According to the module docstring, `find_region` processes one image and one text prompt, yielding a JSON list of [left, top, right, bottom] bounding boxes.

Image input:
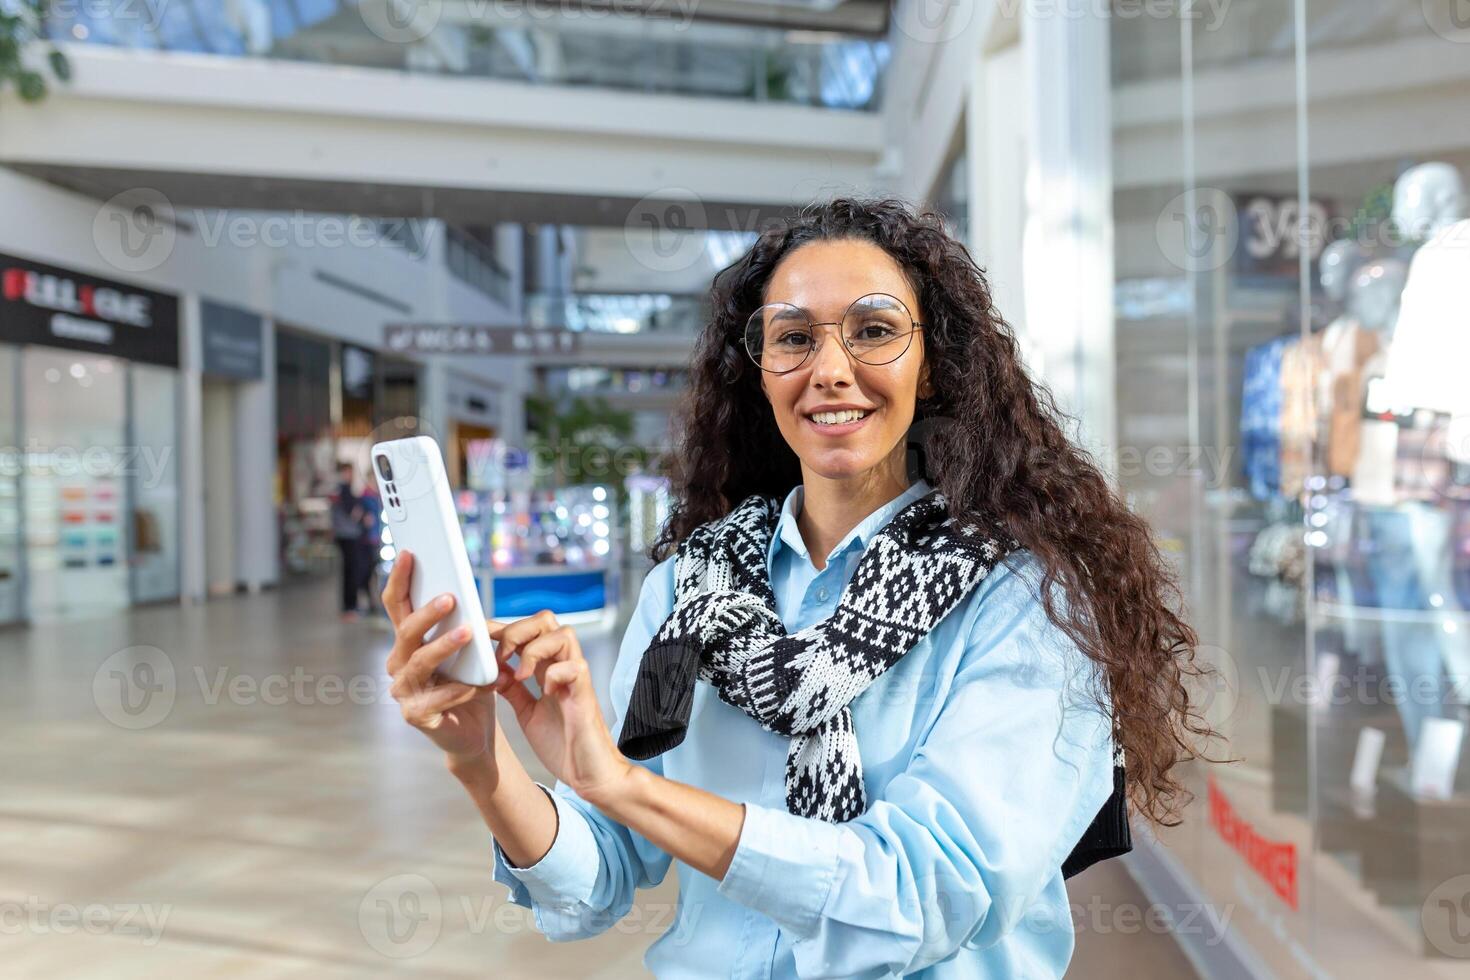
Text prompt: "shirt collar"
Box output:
[[768, 478, 933, 568]]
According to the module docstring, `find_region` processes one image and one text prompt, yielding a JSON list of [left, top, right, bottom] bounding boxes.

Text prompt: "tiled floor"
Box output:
[[0, 580, 1198, 978]]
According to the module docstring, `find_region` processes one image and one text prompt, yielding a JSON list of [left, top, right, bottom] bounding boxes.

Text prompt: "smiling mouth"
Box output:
[[806, 408, 873, 426]]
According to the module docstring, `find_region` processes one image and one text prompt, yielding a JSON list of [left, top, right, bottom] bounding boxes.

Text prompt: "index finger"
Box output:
[[488, 611, 558, 663], [381, 550, 414, 624]]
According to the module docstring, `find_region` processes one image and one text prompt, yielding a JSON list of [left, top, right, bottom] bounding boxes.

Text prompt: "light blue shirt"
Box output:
[[492, 479, 1115, 978]]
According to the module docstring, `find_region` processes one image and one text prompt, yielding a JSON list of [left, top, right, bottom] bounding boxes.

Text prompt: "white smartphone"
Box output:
[[371, 436, 497, 686]]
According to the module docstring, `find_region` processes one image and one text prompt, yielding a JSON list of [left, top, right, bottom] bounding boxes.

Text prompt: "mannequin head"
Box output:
[[1347, 257, 1409, 332], [1319, 239, 1365, 304], [1393, 163, 1467, 241]]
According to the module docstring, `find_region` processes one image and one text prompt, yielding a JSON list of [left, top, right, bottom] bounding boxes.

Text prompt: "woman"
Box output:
[[382, 199, 1215, 977]]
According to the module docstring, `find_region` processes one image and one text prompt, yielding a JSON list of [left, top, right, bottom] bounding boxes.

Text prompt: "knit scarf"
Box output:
[[616, 488, 1015, 817], [617, 487, 1132, 878]]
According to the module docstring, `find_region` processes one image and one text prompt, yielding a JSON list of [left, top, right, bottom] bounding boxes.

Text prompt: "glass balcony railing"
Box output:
[[1112, 0, 1455, 85], [525, 293, 706, 335], [47, 0, 890, 110]]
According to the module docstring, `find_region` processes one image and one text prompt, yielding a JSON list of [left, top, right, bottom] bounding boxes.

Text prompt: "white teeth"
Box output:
[[810, 409, 868, 425]]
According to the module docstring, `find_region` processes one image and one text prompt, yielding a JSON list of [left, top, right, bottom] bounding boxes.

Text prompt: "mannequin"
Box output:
[[1320, 238, 1365, 306], [1358, 163, 1470, 755], [1321, 259, 1405, 497], [1381, 163, 1469, 419]]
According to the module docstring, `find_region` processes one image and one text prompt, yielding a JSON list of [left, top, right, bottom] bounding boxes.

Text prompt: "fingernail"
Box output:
[[454, 626, 471, 641], [437, 594, 454, 610]]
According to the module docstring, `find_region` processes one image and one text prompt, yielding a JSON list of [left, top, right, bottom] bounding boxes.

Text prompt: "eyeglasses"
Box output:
[[743, 292, 924, 375]]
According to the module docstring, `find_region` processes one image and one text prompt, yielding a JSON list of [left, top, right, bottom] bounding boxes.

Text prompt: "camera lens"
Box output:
[[375, 453, 394, 482]]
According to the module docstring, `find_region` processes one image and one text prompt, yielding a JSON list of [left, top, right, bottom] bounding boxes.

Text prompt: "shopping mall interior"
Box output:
[[1, 1, 1469, 976]]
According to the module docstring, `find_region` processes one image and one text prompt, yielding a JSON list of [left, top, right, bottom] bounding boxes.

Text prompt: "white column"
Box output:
[[234, 318, 278, 591], [178, 293, 207, 604], [1021, 0, 1117, 466]]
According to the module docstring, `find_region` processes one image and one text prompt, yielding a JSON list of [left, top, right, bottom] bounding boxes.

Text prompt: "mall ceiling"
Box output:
[[8, 163, 804, 232]]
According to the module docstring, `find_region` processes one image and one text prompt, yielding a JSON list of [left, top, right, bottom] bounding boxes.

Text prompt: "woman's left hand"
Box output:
[[490, 610, 636, 808]]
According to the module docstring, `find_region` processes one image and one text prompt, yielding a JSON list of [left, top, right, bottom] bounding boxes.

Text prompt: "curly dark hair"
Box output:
[[651, 197, 1220, 827]]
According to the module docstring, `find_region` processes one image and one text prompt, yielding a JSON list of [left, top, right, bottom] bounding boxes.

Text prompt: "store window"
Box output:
[[129, 362, 180, 603], [21, 348, 129, 622], [275, 328, 335, 578], [0, 346, 19, 624], [1111, 0, 1470, 972]]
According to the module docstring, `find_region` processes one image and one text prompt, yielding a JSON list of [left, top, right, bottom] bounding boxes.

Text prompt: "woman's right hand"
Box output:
[[382, 551, 499, 768]]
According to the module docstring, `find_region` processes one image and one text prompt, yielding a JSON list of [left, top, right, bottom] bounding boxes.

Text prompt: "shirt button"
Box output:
[[816, 587, 829, 602]]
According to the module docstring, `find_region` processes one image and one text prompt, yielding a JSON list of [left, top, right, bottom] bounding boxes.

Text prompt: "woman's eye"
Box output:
[[775, 331, 811, 348], [857, 323, 896, 340]]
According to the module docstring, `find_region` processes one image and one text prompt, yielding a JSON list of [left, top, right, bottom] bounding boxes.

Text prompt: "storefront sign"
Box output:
[[385, 323, 581, 356], [1208, 776, 1298, 910], [1235, 194, 1334, 279], [201, 300, 264, 380], [0, 252, 179, 367]]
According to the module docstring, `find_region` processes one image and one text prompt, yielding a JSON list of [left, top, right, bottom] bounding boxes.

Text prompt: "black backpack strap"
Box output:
[[1061, 756, 1132, 879]]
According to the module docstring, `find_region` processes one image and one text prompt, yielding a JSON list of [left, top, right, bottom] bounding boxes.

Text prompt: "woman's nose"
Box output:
[[808, 323, 854, 388]]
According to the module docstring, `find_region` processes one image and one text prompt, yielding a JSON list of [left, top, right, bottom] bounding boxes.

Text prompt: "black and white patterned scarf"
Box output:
[[617, 487, 1132, 878], [617, 489, 1014, 822]]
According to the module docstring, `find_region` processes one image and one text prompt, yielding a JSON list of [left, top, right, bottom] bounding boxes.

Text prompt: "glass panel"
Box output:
[[1113, 0, 1324, 972], [1117, 0, 1470, 973], [1304, 0, 1470, 970], [46, 0, 890, 110], [21, 348, 129, 621], [0, 345, 19, 623], [129, 363, 180, 603]]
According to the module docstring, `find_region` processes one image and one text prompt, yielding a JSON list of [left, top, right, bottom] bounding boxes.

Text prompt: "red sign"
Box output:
[[1208, 776, 1298, 910]]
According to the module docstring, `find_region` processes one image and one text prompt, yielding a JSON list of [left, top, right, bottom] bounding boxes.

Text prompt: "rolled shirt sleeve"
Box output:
[[715, 561, 1116, 977], [489, 558, 678, 941]]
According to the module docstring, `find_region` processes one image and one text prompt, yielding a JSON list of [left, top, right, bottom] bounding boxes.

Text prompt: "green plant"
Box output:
[[0, 0, 71, 102], [525, 393, 641, 488]]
